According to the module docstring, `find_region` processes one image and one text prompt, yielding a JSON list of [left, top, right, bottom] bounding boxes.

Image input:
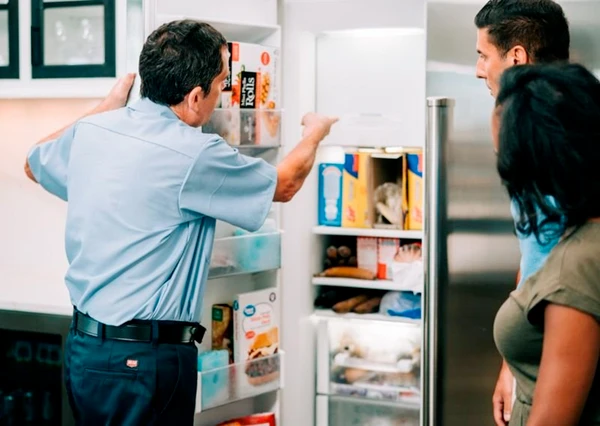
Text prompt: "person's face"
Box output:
[[476, 28, 529, 98], [180, 46, 230, 127]]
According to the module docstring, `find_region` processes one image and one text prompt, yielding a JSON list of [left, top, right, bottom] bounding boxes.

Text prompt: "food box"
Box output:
[[233, 288, 280, 386], [207, 41, 281, 146], [403, 152, 423, 230], [342, 152, 370, 228], [212, 304, 234, 364]]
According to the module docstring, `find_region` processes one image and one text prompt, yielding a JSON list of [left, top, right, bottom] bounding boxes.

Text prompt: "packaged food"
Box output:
[[233, 288, 280, 386], [403, 152, 423, 230], [377, 238, 400, 280], [212, 304, 234, 364], [217, 412, 276, 426], [342, 152, 370, 228], [210, 41, 280, 146], [357, 237, 378, 275]]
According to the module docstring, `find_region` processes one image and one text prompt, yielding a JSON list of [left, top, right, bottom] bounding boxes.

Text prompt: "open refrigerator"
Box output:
[[121, 0, 463, 425]]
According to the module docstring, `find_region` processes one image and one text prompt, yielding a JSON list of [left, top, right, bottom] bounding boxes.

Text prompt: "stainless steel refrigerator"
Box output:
[[423, 1, 600, 425]]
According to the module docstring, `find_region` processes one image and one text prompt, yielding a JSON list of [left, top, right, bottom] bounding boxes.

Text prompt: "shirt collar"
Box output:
[[128, 97, 179, 120]]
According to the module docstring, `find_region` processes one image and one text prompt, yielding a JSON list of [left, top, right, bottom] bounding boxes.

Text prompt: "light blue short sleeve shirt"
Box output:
[[26, 98, 277, 326]]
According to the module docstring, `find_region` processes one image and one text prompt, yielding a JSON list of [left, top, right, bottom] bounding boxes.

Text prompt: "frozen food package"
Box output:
[[217, 412, 276, 426]]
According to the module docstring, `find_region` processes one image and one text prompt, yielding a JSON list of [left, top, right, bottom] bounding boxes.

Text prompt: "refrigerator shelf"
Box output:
[[329, 382, 420, 406], [321, 114, 424, 149], [196, 351, 284, 413], [154, 15, 280, 44], [313, 309, 421, 325], [333, 353, 416, 374], [313, 226, 423, 239], [209, 231, 281, 279], [313, 277, 403, 292], [201, 108, 282, 148]]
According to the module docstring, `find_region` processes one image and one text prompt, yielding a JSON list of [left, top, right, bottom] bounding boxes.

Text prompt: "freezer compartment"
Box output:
[[196, 350, 283, 413], [201, 108, 282, 147], [316, 395, 419, 426], [316, 315, 421, 406], [209, 231, 282, 279]]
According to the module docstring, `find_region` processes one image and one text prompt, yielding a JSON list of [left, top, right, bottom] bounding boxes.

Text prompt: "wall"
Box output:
[[0, 98, 100, 304]]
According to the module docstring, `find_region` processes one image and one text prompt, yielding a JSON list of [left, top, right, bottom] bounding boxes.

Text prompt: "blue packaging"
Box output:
[[318, 163, 343, 227]]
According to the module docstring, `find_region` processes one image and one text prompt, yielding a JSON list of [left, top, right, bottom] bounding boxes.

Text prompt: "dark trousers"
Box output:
[[64, 322, 198, 426]]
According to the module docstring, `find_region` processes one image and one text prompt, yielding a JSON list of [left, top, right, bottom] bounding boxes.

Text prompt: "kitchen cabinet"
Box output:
[[0, 0, 124, 98], [30, 0, 116, 79], [0, 0, 19, 78]]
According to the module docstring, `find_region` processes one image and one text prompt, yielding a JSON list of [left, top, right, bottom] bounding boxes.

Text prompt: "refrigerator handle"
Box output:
[[423, 97, 454, 426]]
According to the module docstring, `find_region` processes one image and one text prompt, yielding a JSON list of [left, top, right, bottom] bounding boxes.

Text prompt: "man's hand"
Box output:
[[493, 361, 514, 426], [96, 73, 137, 113], [301, 113, 339, 140]]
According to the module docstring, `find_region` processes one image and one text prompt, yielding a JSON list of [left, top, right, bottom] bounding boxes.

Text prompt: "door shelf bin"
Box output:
[[316, 395, 419, 426], [201, 108, 282, 148], [209, 231, 281, 279], [195, 351, 284, 413], [316, 316, 421, 405]]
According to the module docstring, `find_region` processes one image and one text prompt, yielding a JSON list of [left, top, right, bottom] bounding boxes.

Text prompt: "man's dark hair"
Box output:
[[496, 63, 600, 243], [475, 0, 570, 63], [139, 20, 227, 105]]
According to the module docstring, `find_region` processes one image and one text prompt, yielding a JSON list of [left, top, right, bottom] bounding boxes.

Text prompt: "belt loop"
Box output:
[[97, 322, 105, 341], [72, 308, 78, 331], [151, 321, 159, 347]]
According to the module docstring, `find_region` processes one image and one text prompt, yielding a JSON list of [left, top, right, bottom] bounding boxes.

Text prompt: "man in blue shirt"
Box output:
[[24, 20, 337, 425], [474, 1, 569, 425]]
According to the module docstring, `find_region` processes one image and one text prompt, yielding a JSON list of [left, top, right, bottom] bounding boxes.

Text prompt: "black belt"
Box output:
[[73, 310, 206, 344]]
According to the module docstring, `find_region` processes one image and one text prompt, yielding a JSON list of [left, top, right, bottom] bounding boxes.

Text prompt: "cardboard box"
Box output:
[[403, 152, 423, 230], [369, 153, 405, 229], [233, 288, 280, 386], [341, 152, 370, 228]]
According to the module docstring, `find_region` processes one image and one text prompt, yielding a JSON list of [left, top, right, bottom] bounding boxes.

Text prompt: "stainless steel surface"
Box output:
[[425, 2, 532, 424], [423, 97, 453, 426]]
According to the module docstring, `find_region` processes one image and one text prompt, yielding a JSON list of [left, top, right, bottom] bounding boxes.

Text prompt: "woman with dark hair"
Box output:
[[493, 62, 600, 426]]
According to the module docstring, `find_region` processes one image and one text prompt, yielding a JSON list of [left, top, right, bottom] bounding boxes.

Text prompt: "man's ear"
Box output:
[[186, 86, 205, 112], [510, 45, 530, 65]]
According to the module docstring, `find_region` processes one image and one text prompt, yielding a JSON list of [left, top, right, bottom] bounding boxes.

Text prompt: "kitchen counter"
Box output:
[[0, 268, 73, 317]]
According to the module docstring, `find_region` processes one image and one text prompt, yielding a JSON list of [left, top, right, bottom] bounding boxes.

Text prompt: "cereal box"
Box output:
[[341, 152, 370, 228], [403, 153, 423, 230]]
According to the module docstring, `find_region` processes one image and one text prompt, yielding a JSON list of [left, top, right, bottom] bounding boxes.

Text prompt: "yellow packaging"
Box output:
[[403, 152, 423, 230], [342, 152, 370, 228]]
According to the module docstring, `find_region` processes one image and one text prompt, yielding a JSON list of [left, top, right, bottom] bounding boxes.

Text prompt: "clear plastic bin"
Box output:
[[209, 231, 282, 279], [201, 108, 282, 148], [196, 351, 283, 413]]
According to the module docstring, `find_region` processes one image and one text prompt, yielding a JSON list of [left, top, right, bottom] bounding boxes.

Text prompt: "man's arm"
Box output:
[[274, 113, 338, 202], [25, 73, 136, 183]]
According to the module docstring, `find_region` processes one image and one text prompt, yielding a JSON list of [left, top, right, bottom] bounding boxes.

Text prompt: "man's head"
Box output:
[[474, 0, 570, 97], [139, 20, 228, 127]]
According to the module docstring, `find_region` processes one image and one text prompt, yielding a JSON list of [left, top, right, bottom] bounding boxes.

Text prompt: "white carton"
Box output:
[[233, 288, 280, 387]]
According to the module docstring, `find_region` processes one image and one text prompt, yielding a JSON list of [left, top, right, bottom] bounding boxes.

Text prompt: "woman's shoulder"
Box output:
[[525, 223, 600, 318]]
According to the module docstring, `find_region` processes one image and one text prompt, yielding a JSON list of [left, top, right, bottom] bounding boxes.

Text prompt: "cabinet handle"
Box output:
[[31, 26, 42, 67]]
